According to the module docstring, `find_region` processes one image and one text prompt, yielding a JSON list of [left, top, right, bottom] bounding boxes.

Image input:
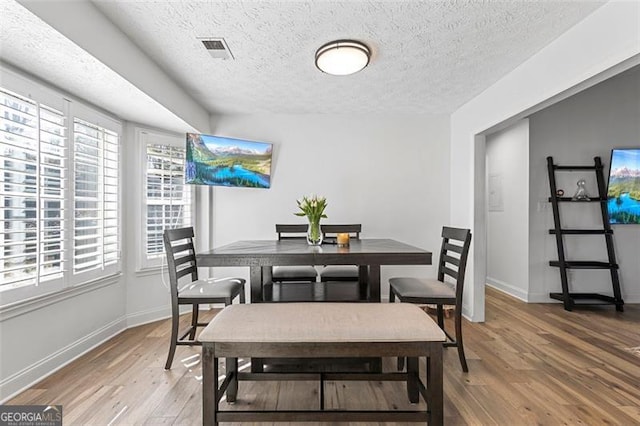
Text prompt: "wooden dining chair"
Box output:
[[389, 226, 472, 372], [163, 227, 246, 370], [319, 224, 362, 282], [272, 224, 318, 283]]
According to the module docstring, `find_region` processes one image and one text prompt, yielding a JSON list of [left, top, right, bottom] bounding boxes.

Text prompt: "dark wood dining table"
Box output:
[[197, 238, 432, 303]]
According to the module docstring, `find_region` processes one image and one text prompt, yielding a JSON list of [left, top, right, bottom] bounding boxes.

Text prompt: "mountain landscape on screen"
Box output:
[[186, 133, 272, 188], [607, 148, 640, 224]]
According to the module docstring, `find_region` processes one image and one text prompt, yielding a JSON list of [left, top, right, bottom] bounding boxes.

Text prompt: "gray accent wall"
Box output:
[[529, 66, 640, 303]]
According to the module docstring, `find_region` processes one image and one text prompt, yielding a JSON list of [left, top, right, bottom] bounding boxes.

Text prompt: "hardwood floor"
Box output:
[[8, 287, 640, 425]]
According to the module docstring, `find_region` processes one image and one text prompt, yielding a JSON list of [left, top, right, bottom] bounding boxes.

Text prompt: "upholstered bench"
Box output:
[[199, 302, 446, 425]]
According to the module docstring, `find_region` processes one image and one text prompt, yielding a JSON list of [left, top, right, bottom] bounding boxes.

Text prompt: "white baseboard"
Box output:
[[0, 316, 126, 403], [125, 305, 172, 328], [486, 277, 528, 302]]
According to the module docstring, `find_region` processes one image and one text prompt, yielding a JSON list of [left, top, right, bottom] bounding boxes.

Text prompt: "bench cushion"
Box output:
[[199, 303, 445, 343]]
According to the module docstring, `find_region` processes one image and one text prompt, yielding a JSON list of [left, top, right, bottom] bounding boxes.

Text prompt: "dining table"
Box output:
[[196, 238, 432, 303]]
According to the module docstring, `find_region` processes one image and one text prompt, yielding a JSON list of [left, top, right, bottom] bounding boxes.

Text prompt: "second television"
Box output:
[[185, 133, 273, 189], [607, 147, 640, 224]]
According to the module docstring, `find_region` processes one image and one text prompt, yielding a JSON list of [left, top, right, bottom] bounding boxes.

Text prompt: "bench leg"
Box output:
[[406, 357, 419, 403], [251, 358, 264, 373], [226, 357, 238, 403], [202, 345, 217, 426], [426, 347, 444, 425]]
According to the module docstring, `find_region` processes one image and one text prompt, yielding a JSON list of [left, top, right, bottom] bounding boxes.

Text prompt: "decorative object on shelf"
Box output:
[[336, 232, 350, 248], [294, 195, 328, 246], [572, 179, 591, 201], [556, 189, 565, 196]]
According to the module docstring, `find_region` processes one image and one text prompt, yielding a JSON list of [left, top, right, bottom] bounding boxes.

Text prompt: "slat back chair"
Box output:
[[319, 224, 362, 282], [272, 224, 318, 283], [321, 224, 362, 241], [389, 226, 472, 372], [276, 224, 309, 240], [163, 227, 245, 370]]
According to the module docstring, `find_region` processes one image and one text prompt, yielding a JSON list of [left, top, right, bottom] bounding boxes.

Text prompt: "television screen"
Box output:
[[607, 148, 640, 224], [185, 133, 273, 188]]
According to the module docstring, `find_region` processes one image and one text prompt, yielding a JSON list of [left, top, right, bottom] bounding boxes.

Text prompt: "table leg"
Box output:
[[262, 266, 273, 285], [249, 266, 263, 303], [202, 345, 216, 426], [368, 265, 381, 302], [426, 345, 444, 426], [358, 265, 368, 300], [249, 267, 265, 372]]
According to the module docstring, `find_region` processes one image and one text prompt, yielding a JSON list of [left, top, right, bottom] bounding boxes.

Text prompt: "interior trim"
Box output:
[[0, 273, 122, 321]]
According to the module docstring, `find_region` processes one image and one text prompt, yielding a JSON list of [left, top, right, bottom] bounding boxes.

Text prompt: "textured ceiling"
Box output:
[[0, 0, 193, 133], [1, 1, 605, 122], [92, 0, 605, 115]]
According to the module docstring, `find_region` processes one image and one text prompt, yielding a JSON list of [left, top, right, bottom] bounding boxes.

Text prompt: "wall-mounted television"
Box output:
[[185, 133, 273, 189], [607, 148, 640, 224]]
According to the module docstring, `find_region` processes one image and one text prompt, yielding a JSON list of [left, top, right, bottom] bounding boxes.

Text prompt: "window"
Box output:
[[73, 118, 120, 274], [0, 82, 121, 304], [141, 132, 192, 268], [1, 89, 66, 293]]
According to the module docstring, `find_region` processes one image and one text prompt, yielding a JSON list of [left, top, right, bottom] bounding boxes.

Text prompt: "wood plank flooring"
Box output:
[[8, 287, 640, 425]]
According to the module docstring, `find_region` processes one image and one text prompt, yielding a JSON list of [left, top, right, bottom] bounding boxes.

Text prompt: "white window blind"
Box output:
[[73, 118, 119, 274], [0, 89, 66, 291], [145, 143, 191, 258]]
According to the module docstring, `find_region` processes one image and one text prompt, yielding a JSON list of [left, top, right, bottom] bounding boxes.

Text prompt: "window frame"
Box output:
[[0, 66, 122, 307], [68, 103, 122, 286], [136, 128, 193, 272]]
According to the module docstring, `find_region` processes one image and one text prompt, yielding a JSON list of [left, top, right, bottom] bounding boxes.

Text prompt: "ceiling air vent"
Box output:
[[200, 38, 234, 60]]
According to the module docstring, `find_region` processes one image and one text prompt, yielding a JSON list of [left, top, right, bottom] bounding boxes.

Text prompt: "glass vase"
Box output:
[[307, 220, 323, 246]]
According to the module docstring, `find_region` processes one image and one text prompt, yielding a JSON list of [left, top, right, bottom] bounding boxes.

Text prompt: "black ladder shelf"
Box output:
[[547, 156, 624, 312]]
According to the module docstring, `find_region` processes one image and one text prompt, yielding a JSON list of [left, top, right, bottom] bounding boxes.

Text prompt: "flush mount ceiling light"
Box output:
[[315, 40, 370, 76]]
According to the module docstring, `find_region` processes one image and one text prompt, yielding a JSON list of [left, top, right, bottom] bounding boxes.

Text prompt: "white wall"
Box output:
[[205, 113, 451, 299], [485, 119, 530, 301], [528, 66, 640, 303], [450, 1, 640, 321]]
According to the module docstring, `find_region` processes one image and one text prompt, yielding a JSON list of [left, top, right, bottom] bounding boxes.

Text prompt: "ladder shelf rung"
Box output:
[[549, 261, 619, 269], [553, 165, 600, 171], [548, 197, 607, 203], [548, 229, 613, 235], [549, 292, 622, 306]]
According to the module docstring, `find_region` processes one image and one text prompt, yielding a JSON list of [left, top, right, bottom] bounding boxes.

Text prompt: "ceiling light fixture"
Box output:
[[315, 40, 370, 76]]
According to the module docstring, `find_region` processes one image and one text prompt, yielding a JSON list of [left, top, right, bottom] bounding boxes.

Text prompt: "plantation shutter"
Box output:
[[73, 118, 119, 274], [145, 143, 191, 258], [0, 88, 66, 290]]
